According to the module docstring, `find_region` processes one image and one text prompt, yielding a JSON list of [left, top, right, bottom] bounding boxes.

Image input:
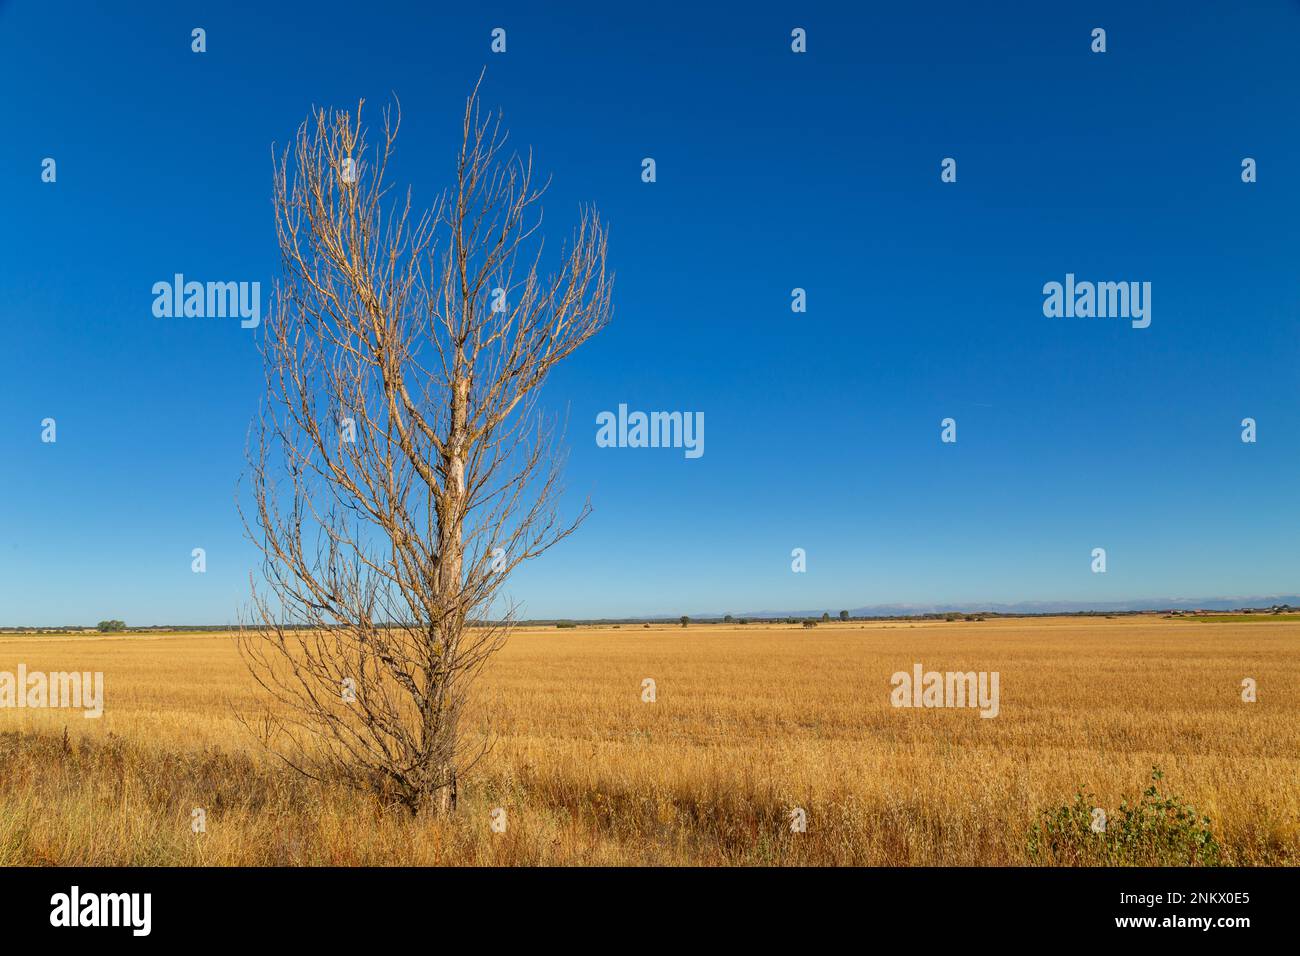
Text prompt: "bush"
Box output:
[[1026, 768, 1221, 866]]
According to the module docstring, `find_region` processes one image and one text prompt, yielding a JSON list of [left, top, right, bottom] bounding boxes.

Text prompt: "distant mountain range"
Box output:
[[672, 595, 1300, 620]]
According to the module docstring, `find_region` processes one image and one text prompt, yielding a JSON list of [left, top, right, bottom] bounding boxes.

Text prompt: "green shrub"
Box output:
[[1027, 768, 1221, 866]]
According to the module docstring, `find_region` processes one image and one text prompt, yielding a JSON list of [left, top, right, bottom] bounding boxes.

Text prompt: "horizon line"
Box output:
[[5, 596, 1299, 631]]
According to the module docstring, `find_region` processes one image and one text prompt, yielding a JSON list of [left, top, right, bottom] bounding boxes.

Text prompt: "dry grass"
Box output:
[[1, 616, 1297, 865]]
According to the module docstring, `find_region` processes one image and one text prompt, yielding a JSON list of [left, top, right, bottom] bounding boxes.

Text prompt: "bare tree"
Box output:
[[238, 79, 612, 816]]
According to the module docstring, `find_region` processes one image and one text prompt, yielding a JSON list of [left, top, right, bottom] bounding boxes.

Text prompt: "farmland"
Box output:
[[0, 616, 1296, 865]]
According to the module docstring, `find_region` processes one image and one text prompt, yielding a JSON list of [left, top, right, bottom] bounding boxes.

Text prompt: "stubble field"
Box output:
[[1, 616, 1296, 865]]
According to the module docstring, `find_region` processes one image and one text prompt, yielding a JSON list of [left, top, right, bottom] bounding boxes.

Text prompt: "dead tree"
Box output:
[[239, 80, 612, 816]]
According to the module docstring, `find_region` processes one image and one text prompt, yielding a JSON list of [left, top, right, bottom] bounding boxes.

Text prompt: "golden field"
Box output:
[[0, 615, 1297, 866]]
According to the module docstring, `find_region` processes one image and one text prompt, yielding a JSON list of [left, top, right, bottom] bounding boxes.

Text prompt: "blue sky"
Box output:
[[2, 1, 1298, 624]]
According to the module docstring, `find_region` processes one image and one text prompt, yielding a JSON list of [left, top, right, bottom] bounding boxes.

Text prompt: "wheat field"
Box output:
[[0, 616, 1296, 865]]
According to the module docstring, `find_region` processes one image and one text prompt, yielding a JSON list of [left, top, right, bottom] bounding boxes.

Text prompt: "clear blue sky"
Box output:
[[2, 1, 1298, 624]]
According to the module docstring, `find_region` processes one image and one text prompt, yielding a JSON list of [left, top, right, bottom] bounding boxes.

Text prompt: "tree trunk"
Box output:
[[416, 768, 457, 816], [420, 373, 469, 816]]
